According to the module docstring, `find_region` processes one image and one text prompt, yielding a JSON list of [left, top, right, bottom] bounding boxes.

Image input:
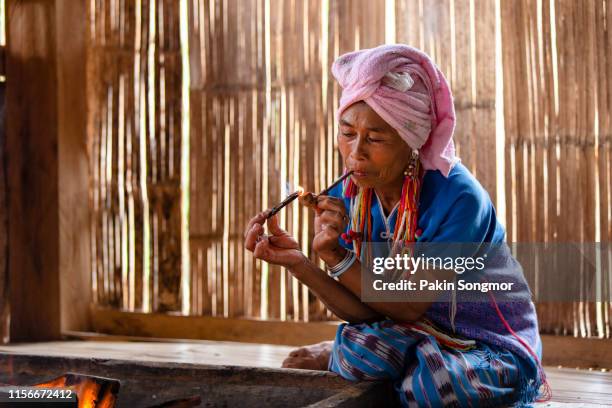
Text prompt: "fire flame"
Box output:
[[34, 373, 119, 408], [297, 186, 304, 195]]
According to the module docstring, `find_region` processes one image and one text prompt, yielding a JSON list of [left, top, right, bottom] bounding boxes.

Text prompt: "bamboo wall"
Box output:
[[88, 0, 185, 313], [501, 0, 611, 337], [187, 0, 388, 321], [396, 0, 497, 199], [86, 0, 611, 336], [185, 0, 498, 322]]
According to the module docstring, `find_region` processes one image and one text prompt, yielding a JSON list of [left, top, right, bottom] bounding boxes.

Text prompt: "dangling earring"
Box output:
[[403, 149, 419, 179], [393, 149, 422, 246]]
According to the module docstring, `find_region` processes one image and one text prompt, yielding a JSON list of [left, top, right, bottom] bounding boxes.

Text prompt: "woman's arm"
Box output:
[[322, 251, 452, 323], [289, 257, 384, 324], [313, 196, 455, 323], [244, 212, 382, 323]]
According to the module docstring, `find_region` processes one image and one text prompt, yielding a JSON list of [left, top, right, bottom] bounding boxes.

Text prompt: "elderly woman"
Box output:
[[244, 45, 548, 407]]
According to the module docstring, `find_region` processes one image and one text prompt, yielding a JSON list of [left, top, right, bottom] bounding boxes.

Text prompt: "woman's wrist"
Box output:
[[326, 250, 357, 278], [287, 253, 320, 279], [287, 248, 350, 280], [285, 252, 309, 271], [320, 247, 348, 268]]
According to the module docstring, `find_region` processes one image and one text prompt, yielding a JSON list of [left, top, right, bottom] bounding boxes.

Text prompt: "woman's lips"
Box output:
[[351, 170, 371, 178]]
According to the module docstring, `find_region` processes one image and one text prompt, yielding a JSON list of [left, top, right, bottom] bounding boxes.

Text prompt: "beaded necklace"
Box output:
[[341, 151, 423, 260]]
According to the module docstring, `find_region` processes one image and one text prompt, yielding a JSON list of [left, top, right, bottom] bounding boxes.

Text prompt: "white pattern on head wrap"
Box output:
[[382, 71, 415, 92]]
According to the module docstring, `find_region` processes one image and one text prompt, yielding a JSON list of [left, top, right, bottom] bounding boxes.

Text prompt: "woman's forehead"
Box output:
[[340, 102, 395, 132]]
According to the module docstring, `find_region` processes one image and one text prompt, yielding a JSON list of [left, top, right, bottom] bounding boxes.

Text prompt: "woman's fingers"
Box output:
[[315, 218, 339, 235], [244, 211, 268, 239], [253, 236, 271, 259], [267, 214, 286, 236], [321, 224, 341, 240], [265, 215, 299, 249], [319, 210, 346, 230], [313, 222, 342, 244], [316, 196, 346, 214], [316, 197, 348, 227], [300, 194, 347, 223], [269, 234, 300, 249], [246, 213, 300, 257], [244, 222, 264, 251], [312, 224, 343, 255], [298, 192, 318, 209], [246, 195, 348, 262]]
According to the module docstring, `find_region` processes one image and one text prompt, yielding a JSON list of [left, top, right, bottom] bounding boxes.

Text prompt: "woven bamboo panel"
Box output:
[[501, 0, 611, 337], [187, 0, 385, 321], [88, 0, 184, 313], [84, 0, 513, 321], [86, 0, 611, 335], [395, 0, 497, 198]]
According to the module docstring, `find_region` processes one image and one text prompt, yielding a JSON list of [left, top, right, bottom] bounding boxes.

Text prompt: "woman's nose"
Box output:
[[349, 135, 368, 160]]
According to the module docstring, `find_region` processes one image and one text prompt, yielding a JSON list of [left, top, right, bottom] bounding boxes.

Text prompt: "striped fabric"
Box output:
[[328, 320, 541, 407]]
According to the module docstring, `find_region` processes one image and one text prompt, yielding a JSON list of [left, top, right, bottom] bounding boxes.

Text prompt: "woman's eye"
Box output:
[[341, 132, 355, 137]]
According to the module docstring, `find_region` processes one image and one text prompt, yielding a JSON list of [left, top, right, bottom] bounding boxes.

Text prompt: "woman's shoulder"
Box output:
[[420, 162, 505, 243], [422, 161, 492, 206], [423, 162, 488, 196]]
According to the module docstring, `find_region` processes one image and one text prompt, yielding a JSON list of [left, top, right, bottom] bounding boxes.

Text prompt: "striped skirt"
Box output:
[[328, 320, 540, 407]]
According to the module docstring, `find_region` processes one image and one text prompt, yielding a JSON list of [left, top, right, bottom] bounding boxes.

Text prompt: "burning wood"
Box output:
[[34, 373, 120, 408], [1, 372, 203, 407]]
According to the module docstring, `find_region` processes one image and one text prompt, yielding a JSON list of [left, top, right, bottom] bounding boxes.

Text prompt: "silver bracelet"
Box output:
[[326, 250, 357, 278]]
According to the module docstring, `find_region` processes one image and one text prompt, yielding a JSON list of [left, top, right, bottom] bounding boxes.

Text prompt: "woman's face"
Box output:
[[338, 102, 412, 189]]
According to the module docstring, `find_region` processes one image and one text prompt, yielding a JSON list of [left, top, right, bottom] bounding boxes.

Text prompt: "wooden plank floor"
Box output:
[[0, 339, 295, 368], [1, 340, 610, 405]]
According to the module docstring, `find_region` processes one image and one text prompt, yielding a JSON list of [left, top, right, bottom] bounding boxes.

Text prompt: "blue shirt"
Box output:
[[328, 162, 506, 247], [328, 162, 542, 370]]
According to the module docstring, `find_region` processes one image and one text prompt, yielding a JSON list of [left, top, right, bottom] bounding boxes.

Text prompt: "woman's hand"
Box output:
[[308, 195, 349, 266], [244, 211, 306, 268]]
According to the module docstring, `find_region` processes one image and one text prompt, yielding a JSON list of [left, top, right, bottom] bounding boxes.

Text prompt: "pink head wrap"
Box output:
[[332, 44, 460, 177]]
